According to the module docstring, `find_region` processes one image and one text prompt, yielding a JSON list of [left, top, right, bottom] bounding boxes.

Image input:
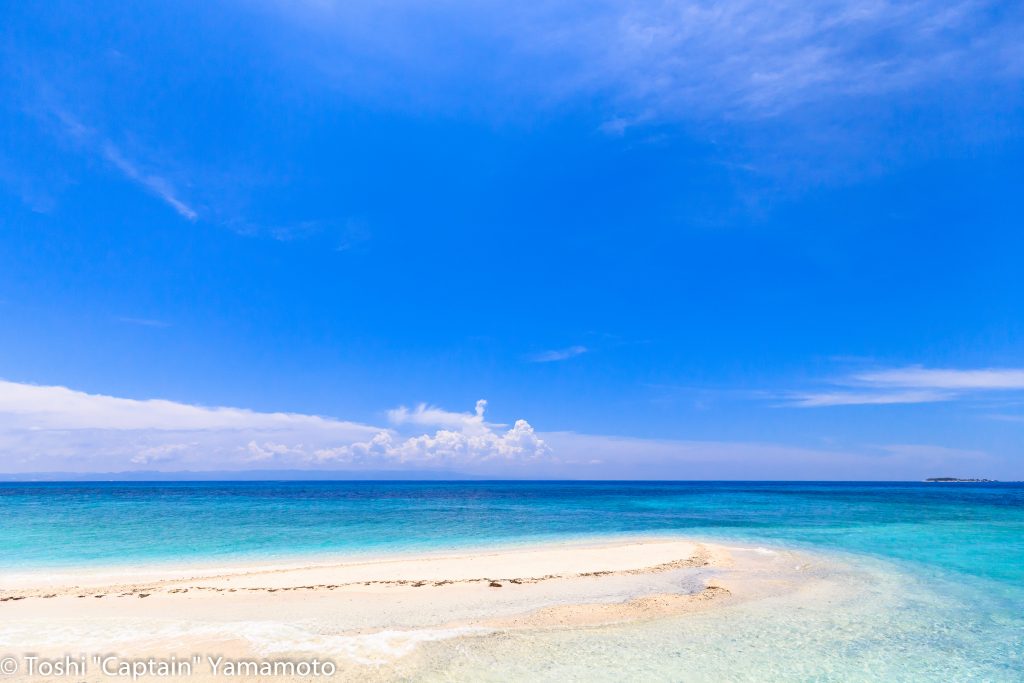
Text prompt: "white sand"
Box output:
[[0, 537, 821, 682]]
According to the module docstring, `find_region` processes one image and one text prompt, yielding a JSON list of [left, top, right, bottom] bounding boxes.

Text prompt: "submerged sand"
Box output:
[[0, 537, 826, 681]]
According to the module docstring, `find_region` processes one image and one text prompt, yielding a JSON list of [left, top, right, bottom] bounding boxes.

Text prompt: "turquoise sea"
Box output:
[[2, 481, 1022, 680]]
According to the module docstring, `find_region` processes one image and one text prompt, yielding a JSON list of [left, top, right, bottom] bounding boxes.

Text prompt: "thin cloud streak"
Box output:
[[41, 106, 198, 221], [785, 390, 954, 408], [101, 143, 197, 220], [0, 379, 377, 433], [528, 345, 587, 363], [782, 365, 1024, 407], [854, 366, 1024, 390]]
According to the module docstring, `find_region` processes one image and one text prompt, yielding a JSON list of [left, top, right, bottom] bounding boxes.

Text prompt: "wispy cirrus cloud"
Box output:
[[266, 0, 1023, 119], [784, 365, 1024, 407], [9, 70, 358, 241], [785, 389, 955, 408], [44, 107, 198, 220], [243, 0, 1024, 191], [100, 142, 197, 220], [25, 98, 361, 242], [853, 366, 1024, 390], [586, 0, 1023, 118], [528, 345, 587, 363]]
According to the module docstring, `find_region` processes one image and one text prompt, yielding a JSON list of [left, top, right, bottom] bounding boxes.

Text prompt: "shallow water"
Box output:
[[414, 553, 1022, 682], [1, 481, 1021, 680]]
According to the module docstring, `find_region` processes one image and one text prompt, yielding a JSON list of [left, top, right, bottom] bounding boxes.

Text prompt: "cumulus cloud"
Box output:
[[326, 399, 550, 466], [313, 418, 549, 466], [387, 399, 494, 435], [244, 441, 308, 463], [0, 380, 547, 474], [131, 442, 196, 466]]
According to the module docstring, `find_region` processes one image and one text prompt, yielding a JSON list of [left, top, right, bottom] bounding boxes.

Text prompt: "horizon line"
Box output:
[[0, 476, 1010, 483]]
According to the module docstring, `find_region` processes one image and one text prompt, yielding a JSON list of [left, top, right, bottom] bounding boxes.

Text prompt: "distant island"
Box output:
[[925, 477, 997, 483]]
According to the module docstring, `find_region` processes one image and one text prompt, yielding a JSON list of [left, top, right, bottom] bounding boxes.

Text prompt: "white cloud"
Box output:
[[0, 380, 376, 433], [101, 142, 197, 220], [387, 399, 494, 435], [785, 389, 954, 408], [0, 378, 1011, 478], [0, 379, 380, 472], [528, 346, 587, 363], [266, 0, 1022, 118], [131, 442, 196, 466], [244, 440, 309, 462], [45, 108, 197, 221], [314, 418, 550, 466], [853, 366, 1024, 390], [0, 381, 547, 473], [335, 399, 550, 467], [782, 365, 1024, 407], [587, 0, 1015, 116]]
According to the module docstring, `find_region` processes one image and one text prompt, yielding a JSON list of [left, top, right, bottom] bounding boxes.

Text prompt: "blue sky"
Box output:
[[1, 0, 1023, 479]]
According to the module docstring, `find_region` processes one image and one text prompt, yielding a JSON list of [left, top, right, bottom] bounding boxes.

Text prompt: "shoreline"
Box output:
[[0, 536, 825, 681], [0, 531, 755, 590], [1, 536, 724, 595]]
